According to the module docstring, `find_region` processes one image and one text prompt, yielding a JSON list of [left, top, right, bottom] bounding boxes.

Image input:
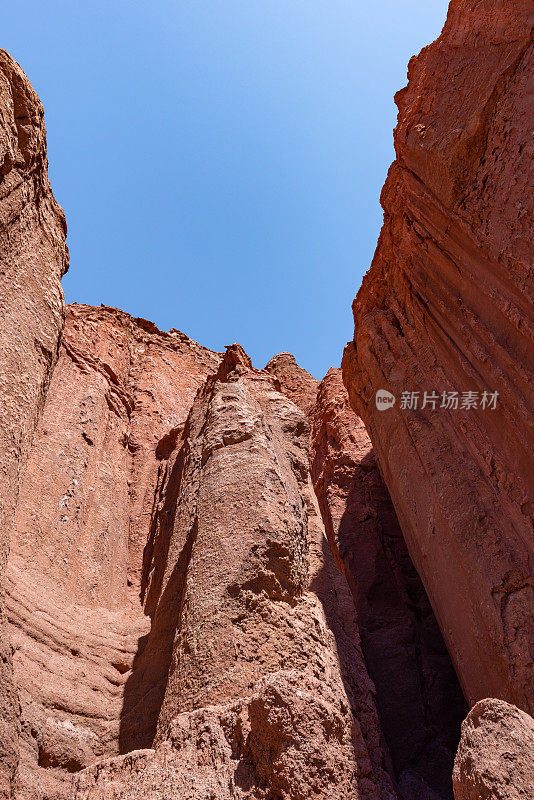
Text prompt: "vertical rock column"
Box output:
[[0, 50, 68, 796], [107, 345, 397, 800], [311, 368, 467, 800]]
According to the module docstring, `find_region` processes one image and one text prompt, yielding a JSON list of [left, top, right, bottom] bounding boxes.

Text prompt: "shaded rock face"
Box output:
[[452, 699, 534, 800], [6, 305, 220, 799], [309, 368, 467, 800], [0, 50, 68, 798], [342, 0, 534, 713]]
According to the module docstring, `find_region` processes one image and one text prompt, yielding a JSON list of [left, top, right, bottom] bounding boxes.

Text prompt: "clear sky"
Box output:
[[4, 1, 449, 378]]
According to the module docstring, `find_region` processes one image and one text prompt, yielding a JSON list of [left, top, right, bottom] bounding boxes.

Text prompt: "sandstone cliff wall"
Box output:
[[310, 369, 467, 799], [342, 0, 534, 713], [0, 50, 68, 798], [6, 305, 219, 799], [268, 355, 468, 799]]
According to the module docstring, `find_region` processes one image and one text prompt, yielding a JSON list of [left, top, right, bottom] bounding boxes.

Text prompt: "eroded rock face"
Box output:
[[106, 344, 396, 800], [452, 699, 534, 800], [6, 305, 220, 799], [0, 50, 68, 798], [310, 368, 467, 800], [342, 0, 534, 713], [7, 326, 400, 799]]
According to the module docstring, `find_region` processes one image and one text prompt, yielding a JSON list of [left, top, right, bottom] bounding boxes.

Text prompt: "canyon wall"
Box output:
[[310, 369, 467, 799], [0, 50, 68, 797], [6, 304, 220, 799], [265, 356, 468, 799], [2, 1, 534, 797], [342, 0, 534, 714], [5, 299, 468, 800]]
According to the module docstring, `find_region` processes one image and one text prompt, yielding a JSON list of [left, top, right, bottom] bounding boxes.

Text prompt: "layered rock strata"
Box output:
[[342, 0, 534, 713], [0, 50, 68, 797], [6, 305, 220, 799]]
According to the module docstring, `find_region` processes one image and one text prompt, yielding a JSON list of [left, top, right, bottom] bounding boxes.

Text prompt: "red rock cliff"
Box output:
[[7, 313, 404, 799], [342, 0, 534, 713], [6, 304, 220, 799], [0, 50, 68, 798]]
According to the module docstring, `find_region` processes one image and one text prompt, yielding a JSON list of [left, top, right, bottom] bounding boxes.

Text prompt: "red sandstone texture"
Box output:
[[6, 304, 220, 799], [452, 699, 534, 800], [342, 0, 534, 714], [263, 355, 469, 799], [264, 352, 319, 416], [0, 50, 68, 798], [4, 308, 404, 799], [2, 1, 534, 796], [70, 344, 396, 800]]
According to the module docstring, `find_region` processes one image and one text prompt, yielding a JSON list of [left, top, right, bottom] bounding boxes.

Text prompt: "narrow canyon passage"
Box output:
[[267, 359, 469, 800]]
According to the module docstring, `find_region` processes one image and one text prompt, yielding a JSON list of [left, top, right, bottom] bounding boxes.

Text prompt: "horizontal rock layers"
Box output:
[[342, 0, 534, 713], [0, 50, 68, 798], [6, 305, 220, 799], [70, 344, 397, 800], [6, 314, 404, 799], [7, 304, 469, 800]]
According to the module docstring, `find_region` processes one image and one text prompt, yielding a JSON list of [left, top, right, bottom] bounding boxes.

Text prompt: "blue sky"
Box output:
[[5, 1, 449, 378]]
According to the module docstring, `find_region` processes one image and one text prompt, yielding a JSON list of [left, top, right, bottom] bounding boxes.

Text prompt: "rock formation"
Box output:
[[0, 50, 68, 798], [264, 356, 469, 798], [342, 0, 534, 714], [453, 698, 534, 800], [6, 304, 220, 799], [69, 344, 397, 800], [264, 352, 319, 417]]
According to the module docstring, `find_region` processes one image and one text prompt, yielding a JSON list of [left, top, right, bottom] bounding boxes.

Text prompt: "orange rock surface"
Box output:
[[6, 305, 219, 798]]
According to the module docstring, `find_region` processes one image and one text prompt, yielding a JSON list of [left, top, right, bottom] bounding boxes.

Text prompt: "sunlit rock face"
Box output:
[[0, 48, 68, 799], [342, 0, 534, 715], [453, 699, 534, 800], [11, 330, 397, 800], [6, 304, 220, 799]]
